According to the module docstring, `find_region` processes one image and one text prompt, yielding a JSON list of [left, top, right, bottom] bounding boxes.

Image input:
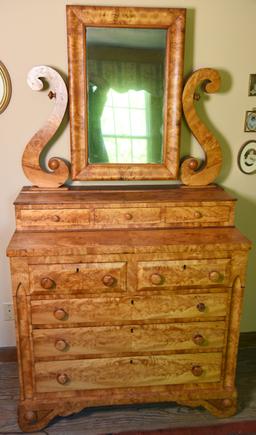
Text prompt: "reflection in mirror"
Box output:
[[86, 27, 166, 164]]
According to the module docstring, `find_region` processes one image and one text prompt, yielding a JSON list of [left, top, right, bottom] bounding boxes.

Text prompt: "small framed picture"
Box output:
[[238, 140, 256, 174], [244, 110, 256, 132], [248, 74, 256, 96]]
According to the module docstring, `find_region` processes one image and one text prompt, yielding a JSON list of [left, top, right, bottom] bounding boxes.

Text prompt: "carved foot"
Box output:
[[18, 406, 56, 432], [178, 397, 237, 418]]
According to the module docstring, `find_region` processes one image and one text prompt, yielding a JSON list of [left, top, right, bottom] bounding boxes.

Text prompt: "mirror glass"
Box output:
[[0, 74, 4, 103], [86, 27, 166, 164]]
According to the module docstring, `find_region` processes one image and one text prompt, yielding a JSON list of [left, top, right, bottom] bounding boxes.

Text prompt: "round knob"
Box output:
[[222, 398, 232, 408], [55, 339, 68, 351], [150, 273, 164, 285], [56, 373, 69, 385], [40, 277, 55, 289], [191, 365, 203, 377], [125, 212, 133, 220], [52, 214, 60, 222], [209, 270, 221, 282], [196, 302, 206, 312], [48, 158, 60, 170], [188, 159, 198, 170], [24, 411, 37, 422], [193, 334, 205, 345], [54, 308, 67, 321], [102, 274, 115, 287], [194, 210, 202, 219]]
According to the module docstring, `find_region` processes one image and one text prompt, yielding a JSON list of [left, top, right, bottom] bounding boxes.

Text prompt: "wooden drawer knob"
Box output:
[[150, 273, 164, 285], [125, 212, 133, 220], [191, 365, 203, 377], [56, 373, 69, 385], [54, 308, 67, 321], [194, 210, 202, 219], [209, 270, 221, 282], [55, 339, 68, 351], [102, 274, 115, 287], [40, 277, 55, 289], [196, 302, 206, 312], [193, 333, 205, 345], [52, 214, 60, 222]]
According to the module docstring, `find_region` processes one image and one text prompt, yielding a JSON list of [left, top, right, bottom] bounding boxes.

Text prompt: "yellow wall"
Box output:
[[1, 0, 256, 345]]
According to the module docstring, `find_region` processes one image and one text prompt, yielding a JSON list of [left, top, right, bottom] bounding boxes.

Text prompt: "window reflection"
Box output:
[[87, 27, 166, 164]]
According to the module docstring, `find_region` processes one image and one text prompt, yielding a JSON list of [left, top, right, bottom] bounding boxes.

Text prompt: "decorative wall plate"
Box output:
[[238, 140, 256, 174]]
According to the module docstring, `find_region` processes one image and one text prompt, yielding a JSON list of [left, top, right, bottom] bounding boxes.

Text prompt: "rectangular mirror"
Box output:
[[67, 6, 186, 180]]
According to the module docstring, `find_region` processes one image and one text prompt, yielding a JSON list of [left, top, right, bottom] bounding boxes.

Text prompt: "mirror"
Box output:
[[0, 61, 11, 114], [67, 6, 186, 180], [87, 27, 166, 165]]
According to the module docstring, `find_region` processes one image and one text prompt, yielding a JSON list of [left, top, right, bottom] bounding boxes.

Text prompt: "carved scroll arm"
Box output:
[[181, 68, 222, 186], [22, 65, 69, 188]]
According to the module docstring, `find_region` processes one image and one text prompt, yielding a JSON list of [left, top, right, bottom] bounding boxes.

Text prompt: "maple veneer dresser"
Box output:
[[7, 5, 251, 432]]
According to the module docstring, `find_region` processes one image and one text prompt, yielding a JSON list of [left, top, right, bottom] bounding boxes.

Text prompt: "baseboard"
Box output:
[[0, 331, 255, 362], [0, 346, 17, 362]]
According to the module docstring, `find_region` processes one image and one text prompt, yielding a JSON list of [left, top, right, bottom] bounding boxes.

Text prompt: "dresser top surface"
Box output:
[[14, 185, 236, 205], [7, 227, 251, 257]]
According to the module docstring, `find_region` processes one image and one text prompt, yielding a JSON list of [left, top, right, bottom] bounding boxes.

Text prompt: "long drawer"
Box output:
[[137, 258, 230, 290], [35, 352, 223, 392], [33, 321, 226, 358], [29, 262, 127, 294], [31, 293, 228, 325]]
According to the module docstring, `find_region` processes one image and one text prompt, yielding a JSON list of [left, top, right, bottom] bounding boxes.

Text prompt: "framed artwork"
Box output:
[[244, 110, 256, 132], [248, 74, 256, 96]]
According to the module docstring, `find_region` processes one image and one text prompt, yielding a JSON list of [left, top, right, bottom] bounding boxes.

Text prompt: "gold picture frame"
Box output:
[[0, 61, 12, 114]]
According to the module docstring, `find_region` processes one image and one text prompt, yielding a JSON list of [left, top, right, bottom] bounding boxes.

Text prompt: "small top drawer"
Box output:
[[17, 209, 90, 230], [137, 258, 230, 290], [29, 262, 127, 294], [165, 206, 232, 226], [94, 207, 161, 228]]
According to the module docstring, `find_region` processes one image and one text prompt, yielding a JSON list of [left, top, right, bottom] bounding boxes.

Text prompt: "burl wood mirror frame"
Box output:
[[67, 6, 186, 181]]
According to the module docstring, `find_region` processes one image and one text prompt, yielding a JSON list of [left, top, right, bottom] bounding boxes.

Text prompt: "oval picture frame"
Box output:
[[0, 61, 12, 114]]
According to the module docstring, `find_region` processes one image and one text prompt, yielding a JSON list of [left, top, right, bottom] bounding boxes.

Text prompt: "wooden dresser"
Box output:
[[7, 185, 251, 432]]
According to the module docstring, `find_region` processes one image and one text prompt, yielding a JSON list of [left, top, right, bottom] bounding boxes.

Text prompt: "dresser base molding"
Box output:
[[18, 389, 237, 432]]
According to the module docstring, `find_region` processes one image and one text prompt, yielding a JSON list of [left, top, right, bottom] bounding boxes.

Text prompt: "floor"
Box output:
[[0, 343, 255, 435]]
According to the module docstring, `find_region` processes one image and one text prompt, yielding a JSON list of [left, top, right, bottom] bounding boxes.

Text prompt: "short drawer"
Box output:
[[31, 293, 228, 325], [94, 207, 161, 227], [18, 209, 90, 229], [35, 352, 222, 392], [33, 321, 226, 358], [165, 206, 232, 226], [137, 258, 230, 290], [29, 262, 126, 294]]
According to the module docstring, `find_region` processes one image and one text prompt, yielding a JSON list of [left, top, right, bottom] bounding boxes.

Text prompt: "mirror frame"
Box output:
[[0, 61, 12, 114], [67, 5, 186, 181]]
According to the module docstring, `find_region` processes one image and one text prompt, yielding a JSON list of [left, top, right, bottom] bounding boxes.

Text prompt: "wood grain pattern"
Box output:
[[22, 66, 69, 188], [181, 68, 222, 186], [137, 258, 230, 289], [35, 352, 223, 392], [32, 321, 226, 359], [67, 6, 185, 181], [30, 293, 228, 326], [29, 261, 127, 294], [7, 186, 251, 431]]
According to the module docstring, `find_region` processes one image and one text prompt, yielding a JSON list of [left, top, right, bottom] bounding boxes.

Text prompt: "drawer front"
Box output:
[[137, 258, 230, 290], [19, 209, 90, 229], [94, 207, 161, 227], [31, 293, 228, 325], [33, 321, 226, 358], [35, 352, 222, 392], [165, 206, 231, 225], [29, 262, 126, 294]]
